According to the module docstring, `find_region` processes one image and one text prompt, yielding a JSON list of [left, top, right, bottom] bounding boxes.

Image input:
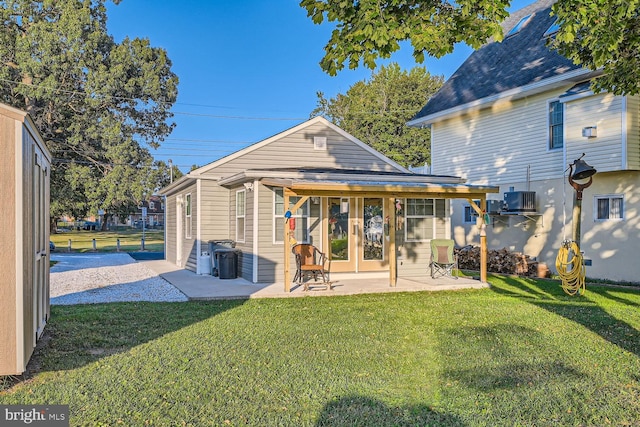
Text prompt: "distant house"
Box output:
[[0, 103, 51, 375], [130, 195, 165, 228], [408, 0, 639, 282], [160, 116, 497, 290]]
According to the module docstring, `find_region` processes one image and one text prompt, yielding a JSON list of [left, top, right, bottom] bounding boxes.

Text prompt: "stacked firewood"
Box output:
[[455, 246, 549, 278]]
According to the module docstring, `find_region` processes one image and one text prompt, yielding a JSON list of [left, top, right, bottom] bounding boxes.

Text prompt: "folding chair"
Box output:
[[430, 239, 458, 279]]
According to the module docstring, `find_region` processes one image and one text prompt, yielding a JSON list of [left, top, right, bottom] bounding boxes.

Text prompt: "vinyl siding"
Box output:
[[626, 95, 640, 170], [432, 90, 567, 184], [565, 93, 626, 172], [165, 193, 176, 264], [200, 122, 401, 178], [200, 180, 231, 243]]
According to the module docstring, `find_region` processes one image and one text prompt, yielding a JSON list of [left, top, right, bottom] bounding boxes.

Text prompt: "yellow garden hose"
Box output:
[[555, 240, 586, 296]]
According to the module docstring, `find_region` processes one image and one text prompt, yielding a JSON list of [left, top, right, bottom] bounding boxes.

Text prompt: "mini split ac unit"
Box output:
[[485, 200, 504, 214], [503, 191, 536, 212]]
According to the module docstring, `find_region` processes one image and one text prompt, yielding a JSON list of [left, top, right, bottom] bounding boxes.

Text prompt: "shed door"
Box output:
[[33, 147, 49, 339]]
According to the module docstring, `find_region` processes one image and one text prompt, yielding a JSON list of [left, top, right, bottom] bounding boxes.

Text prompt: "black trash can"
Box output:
[[215, 249, 238, 279], [208, 240, 235, 276]]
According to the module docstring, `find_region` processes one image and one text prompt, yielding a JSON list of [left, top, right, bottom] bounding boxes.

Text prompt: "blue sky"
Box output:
[[106, 0, 531, 172]]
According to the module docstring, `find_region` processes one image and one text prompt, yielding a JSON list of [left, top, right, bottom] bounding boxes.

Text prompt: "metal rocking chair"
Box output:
[[429, 239, 458, 279], [292, 244, 331, 290]]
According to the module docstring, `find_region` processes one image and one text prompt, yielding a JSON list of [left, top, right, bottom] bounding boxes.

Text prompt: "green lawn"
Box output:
[[50, 229, 164, 253], [2, 277, 640, 426]]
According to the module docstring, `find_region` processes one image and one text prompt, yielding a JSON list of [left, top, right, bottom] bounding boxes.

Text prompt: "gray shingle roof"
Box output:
[[413, 0, 581, 121]]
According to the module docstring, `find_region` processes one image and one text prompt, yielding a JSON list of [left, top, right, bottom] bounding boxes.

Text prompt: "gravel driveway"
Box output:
[[50, 253, 188, 305]]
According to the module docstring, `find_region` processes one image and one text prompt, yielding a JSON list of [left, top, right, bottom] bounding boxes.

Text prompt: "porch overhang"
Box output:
[[260, 176, 498, 293]]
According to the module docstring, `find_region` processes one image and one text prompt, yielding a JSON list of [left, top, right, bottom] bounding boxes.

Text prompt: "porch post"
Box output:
[[467, 197, 488, 283], [284, 191, 291, 292], [388, 197, 397, 287]]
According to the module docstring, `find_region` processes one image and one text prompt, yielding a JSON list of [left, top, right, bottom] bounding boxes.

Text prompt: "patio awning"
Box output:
[[219, 168, 498, 291]]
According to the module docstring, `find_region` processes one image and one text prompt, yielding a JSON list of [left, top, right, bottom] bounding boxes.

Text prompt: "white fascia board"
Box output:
[[407, 68, 598, 127]]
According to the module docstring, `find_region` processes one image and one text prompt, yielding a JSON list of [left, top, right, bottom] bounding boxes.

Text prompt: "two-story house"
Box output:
[[408, 0, 639, 283]]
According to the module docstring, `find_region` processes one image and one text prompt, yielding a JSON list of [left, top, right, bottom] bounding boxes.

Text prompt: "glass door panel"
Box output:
[[327, 198, 356, 272], [363, 198, 384, 260], [359, 198, 388, 270]]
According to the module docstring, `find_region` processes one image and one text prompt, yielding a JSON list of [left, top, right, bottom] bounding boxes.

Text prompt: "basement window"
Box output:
[[594, 195, 624, 221]]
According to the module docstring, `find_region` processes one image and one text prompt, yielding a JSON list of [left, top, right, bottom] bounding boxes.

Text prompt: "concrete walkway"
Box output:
[[140, 258, 488, 300]]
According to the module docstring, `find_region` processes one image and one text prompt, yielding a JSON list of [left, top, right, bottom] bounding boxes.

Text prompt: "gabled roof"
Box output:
[[408, 0, 599, 126], [191, 116, 408, 176], [160, 116, 410, 194]]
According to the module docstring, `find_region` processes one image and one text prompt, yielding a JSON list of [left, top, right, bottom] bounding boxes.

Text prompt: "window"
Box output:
[[185, 193, 192, 239], [236, 190, 246, 242], [549, 100, 563, 149], [506, 14, 533, 37], [463, 201, 480, 224], [594, 195, 624, 221], [544, 19, 561, 37], [274, 188, 309, 243], [406, 198, 435, 241], [314, 136, 327, 151]]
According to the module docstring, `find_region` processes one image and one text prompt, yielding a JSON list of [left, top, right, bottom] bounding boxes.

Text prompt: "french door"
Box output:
[[326, 197, 388, 273]]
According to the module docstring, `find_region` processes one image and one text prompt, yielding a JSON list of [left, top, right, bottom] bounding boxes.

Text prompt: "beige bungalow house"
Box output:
[[408, 0, 640, 283], [160, 117, 497, 290]]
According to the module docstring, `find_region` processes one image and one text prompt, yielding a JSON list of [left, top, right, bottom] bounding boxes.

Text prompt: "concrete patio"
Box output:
[[140, 258, 489, 300]]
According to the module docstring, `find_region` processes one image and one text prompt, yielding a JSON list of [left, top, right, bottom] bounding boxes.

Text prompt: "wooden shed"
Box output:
[[0, 103, 51, 376]]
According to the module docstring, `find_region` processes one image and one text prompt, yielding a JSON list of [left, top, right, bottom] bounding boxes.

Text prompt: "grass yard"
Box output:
[[50, 229, 164, 253], [2, 277, 640, 426]]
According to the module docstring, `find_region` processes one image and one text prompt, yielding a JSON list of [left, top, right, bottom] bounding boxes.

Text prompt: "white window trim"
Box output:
[[185, 193, 192, 239], [547, 98, 564, 151], [593, 194, 625, 222], [236, 189, 246, 243], [273, 188, 310, 244], [404, 198, 436, 243], [463, 202, 479, 224]]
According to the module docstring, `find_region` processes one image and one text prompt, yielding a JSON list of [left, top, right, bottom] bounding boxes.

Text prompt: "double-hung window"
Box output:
[[594, 195, 624, 221], [406, 199, 435, 241], [273, 188, 309, 243], [549, 100, 563, 149], [236, 190, 246, 242]]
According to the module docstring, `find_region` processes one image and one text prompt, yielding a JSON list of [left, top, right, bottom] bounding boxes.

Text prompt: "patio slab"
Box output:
[[140, 259, 489, 300]]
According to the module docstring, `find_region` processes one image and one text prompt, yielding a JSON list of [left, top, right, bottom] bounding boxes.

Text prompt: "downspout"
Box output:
[[196, 178, 202, 272], [621, 96, 628, 169], [252, 179, 259, 283]]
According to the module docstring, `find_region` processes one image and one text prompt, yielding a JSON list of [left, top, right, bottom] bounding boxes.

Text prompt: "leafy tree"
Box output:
[[300, 0, 509, 75], [311, 63, 443, 167], [550, 1, 640, 95], [301, 0, 640, 95], [0, 0, 178, 228]]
